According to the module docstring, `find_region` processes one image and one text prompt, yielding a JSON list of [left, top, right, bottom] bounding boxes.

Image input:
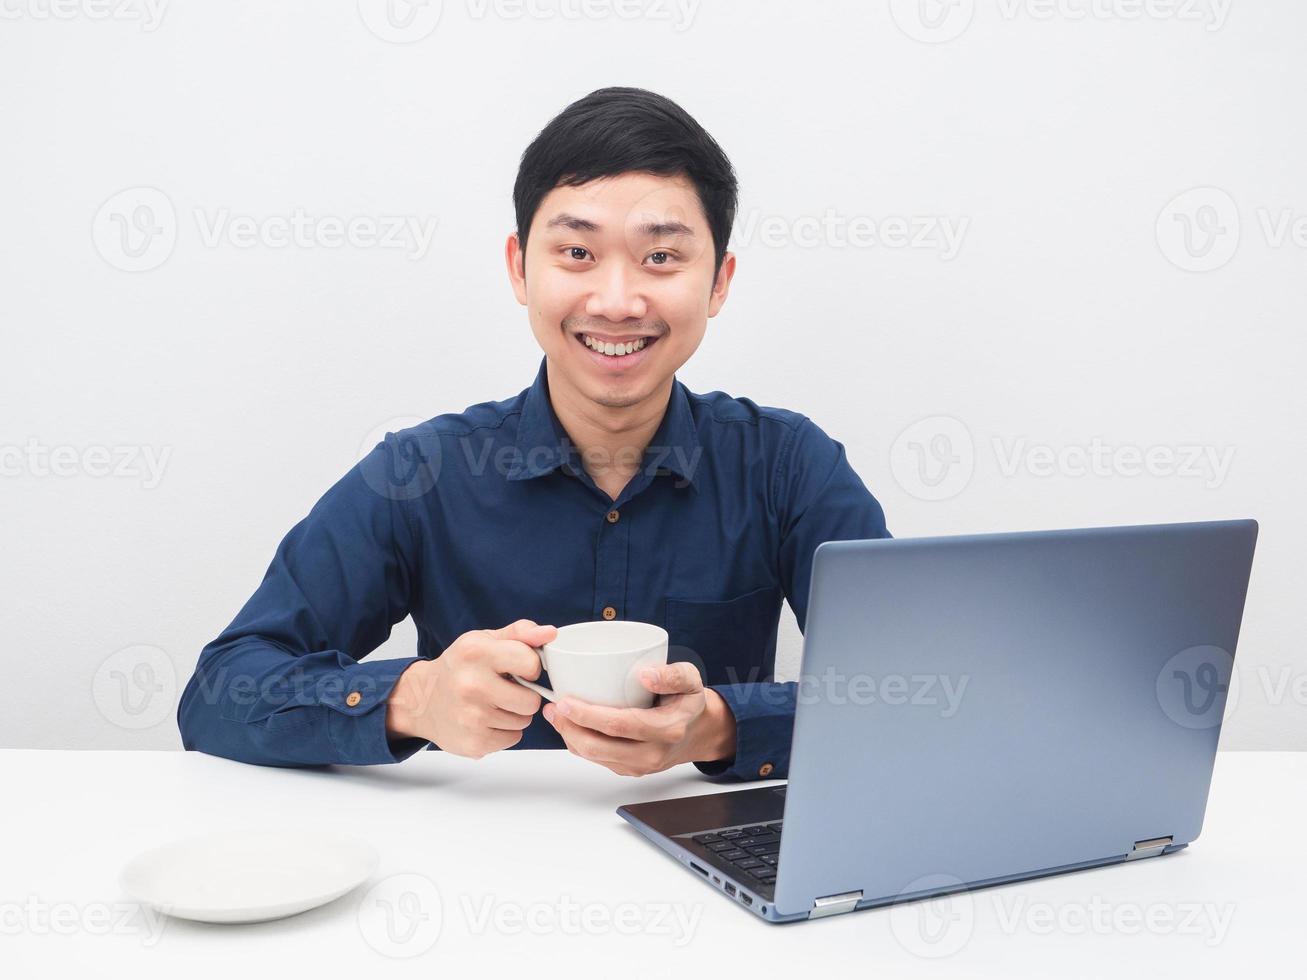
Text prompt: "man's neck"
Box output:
[[545, 359, 672, 499]]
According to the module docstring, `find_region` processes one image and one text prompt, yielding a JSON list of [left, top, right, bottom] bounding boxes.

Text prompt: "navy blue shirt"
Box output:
[[177, 356, 891, 780]]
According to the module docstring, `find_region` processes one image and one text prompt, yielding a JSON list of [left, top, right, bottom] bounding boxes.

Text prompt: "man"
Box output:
[[177, 86, 891, 781]]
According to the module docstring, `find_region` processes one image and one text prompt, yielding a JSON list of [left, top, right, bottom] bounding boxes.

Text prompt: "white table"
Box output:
[[3, 749, 1301, 976]]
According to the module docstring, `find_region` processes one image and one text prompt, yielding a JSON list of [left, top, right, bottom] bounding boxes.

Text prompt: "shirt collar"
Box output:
[[507, 355, 701, 489]]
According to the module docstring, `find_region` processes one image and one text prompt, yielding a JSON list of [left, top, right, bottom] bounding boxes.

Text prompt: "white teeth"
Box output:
[[583, 335, 648, 356]]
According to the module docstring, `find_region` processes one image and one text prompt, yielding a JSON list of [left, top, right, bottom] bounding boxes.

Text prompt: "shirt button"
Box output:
[[758, 762, 775, 777], [346, 691, 362, 707], [606, 509, 620, 524], [602, 606, 617, 620]]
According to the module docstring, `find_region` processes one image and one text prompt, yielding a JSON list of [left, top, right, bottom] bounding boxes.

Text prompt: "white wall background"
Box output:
[[1, 0, 1301, 751]]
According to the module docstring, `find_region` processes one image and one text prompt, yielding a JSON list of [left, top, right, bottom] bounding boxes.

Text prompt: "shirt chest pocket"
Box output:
[[663, 583, 782, 688]]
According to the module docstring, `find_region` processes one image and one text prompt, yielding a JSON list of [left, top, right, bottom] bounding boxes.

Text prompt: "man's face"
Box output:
[[507, 171, 734, 410]]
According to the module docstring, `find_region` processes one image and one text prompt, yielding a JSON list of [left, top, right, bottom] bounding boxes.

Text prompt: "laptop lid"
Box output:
[[771, 520, 1257, 917]]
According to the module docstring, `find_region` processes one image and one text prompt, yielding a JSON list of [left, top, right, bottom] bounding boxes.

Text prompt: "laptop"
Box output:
[[617, 519, 1258, 923]]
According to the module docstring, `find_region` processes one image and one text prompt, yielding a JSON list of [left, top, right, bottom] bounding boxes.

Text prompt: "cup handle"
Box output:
[[510, 645, 555, 703]]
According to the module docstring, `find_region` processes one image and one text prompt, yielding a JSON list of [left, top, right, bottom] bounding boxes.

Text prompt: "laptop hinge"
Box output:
[[1126, 835, 1174, 860], [809, 890, 863, 918]]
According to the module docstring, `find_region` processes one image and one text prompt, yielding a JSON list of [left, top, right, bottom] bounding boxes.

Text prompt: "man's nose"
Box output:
[[585, 258, 648, 322]]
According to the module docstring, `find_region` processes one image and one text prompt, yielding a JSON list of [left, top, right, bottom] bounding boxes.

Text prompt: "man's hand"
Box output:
[[385, 619, 553, 759], [541, 661, 737, 777]]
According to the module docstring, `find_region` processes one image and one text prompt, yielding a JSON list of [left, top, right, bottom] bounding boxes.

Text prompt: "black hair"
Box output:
[[513, 87, 738, 278]]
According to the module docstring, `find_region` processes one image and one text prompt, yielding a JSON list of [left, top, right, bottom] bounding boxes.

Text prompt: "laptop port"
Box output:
[[689, 862, 708, 877], [740, 892, 753, 907], [724, 882, 736, 897]]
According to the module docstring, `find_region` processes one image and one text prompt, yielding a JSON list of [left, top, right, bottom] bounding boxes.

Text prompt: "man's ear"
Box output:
[[707, 251, 736, 318], [505, 232, 527, 306]]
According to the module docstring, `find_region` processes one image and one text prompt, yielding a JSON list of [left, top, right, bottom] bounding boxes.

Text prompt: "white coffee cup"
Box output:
[[510, 620, 669, 709]]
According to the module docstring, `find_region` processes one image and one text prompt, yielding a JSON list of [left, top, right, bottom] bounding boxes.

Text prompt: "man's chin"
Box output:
[[547, 346, 675, 412], [580, 378, 651, 410]]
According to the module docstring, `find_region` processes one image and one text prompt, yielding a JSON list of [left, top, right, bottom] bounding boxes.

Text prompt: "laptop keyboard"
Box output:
[[690, 822, 782, 888]]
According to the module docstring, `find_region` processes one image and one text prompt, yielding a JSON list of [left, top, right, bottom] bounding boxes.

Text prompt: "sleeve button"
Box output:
[[345, 692, 362, 707], [758, 762, 775, 777]]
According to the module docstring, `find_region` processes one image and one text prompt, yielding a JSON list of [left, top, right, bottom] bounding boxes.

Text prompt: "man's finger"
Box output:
[[548, 711, 636, 764], [481, 705, 535, 731], [485, 635, 552, 681], [489, 620, 558, 668], [490, 618, 543, 639], [639, 662, 702, 695], [489, 674, 543, 717], [554, 699, 648, 741]]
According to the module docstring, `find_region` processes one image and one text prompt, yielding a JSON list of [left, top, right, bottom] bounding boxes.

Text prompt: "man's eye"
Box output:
[[567, 247, 591, 261], [647, 250, 674, 265]]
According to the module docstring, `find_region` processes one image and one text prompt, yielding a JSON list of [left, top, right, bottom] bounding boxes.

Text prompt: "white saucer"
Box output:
[[119, 829, 379, 924]]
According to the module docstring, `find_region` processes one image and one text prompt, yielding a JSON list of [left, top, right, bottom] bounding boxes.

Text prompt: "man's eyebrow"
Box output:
[[633, 220, 696, 239], [544, 212, 600, 232], [542, 213, 697, 238]]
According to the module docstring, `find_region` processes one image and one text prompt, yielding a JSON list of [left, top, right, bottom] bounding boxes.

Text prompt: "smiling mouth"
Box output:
[[574, 332, 661, 358]]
